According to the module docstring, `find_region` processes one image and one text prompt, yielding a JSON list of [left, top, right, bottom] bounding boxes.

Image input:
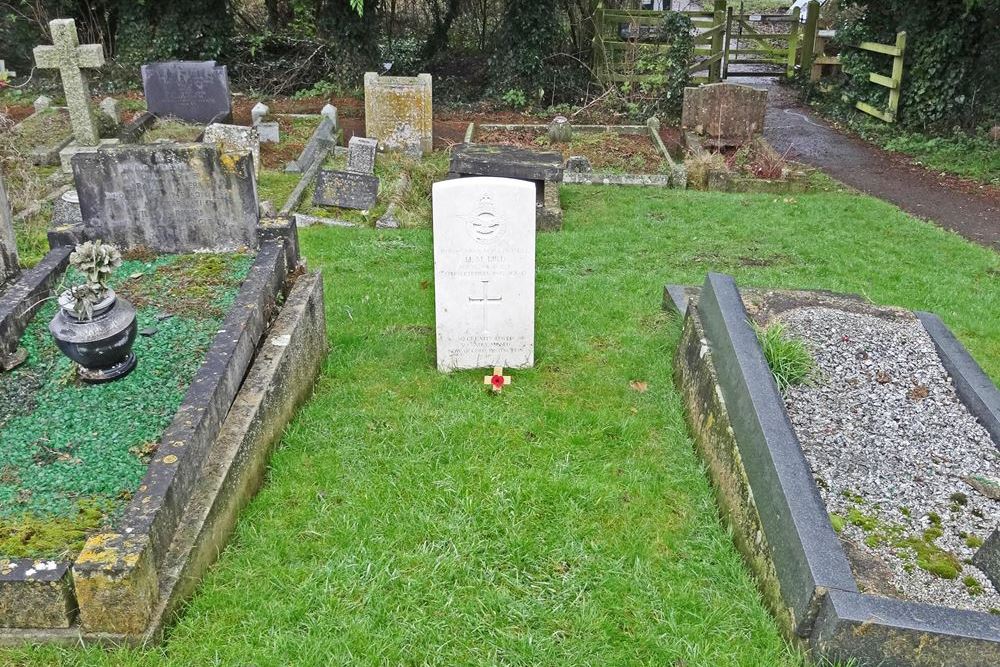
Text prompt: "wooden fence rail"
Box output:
[[855, 31, 907, 123]]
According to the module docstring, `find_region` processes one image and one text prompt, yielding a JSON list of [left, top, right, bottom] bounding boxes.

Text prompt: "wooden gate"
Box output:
[[722, 8, 802, 78]]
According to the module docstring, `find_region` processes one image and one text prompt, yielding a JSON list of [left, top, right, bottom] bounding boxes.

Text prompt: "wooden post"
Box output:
[[887, 31, 907, 121], [799, 0, 820, 80], [710, 0, 726, 83], [592, 3, 606, 84], [723, 7, 733, 80], [786, 6, 801, 78]]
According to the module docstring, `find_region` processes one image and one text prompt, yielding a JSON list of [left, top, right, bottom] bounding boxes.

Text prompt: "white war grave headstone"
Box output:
[[433, 177, 536, 372]]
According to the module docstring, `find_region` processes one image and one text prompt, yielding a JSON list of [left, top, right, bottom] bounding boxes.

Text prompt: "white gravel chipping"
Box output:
[[778, 306, 1000, 613]]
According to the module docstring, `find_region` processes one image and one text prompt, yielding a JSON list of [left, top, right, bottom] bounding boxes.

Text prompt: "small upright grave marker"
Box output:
[[364, 72, 433, 156], [681, 83, 767, 147], [347, 136, 378, 174], [203, 122, 261, 175], [0, 60, 15, 79], [0, 167, 19, 282], [433, 177, 536, 372], [72, 144, 258, 253], [141, 61, 232, 123], [33, 18, 104, 146]]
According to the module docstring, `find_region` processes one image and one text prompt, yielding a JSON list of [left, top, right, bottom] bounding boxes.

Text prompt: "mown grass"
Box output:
[[2, 186, 997, 666]]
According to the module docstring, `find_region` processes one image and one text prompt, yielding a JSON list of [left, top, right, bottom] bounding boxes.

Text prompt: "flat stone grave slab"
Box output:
[[364, 72, 433, 155], [433, 177, 536, 372], [141, 61, 232, 124], [72, 143, 259, 253], [312, 169, 379, 210], [672, 273, 1000, 665]]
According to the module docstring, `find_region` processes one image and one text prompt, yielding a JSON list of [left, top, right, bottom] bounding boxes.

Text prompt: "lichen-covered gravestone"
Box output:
[[313, 170, 379, 210], [204, 122, 261, 175], [71, 144, 259, 252], [433, 177, 536, 372], [364, 72, 433, 156], [0, 166, 19, 283], [141, 61, 232, 124], [681, 83, 768, 147], [32, 19, 103, 147], [347, 136, 378, 174]]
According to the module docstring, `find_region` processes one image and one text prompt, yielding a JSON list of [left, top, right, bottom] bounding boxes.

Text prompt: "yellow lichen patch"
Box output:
[[162, 454, 178, 464], [219, 152, 241, 173], [75, 533, 124, 567]]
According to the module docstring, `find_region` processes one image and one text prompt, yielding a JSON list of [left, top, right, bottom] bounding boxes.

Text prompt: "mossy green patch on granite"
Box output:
[[0, 252, 253, 559]]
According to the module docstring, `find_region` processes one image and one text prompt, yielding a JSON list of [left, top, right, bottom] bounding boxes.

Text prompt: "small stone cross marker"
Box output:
[[484, 367, 512, 393], [0, 60, 15, 80], [33, 18, 104, 146]]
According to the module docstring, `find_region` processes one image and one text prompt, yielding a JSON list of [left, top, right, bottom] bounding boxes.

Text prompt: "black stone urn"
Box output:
[[49, 289, 138, 383]]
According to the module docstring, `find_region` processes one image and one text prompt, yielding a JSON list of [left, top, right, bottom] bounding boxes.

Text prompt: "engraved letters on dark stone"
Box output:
[[141, 61, 232, 124], [313, 170, 379, 210]]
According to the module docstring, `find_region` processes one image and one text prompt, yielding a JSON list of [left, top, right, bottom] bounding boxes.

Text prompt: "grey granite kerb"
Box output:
[[697, 272, 858, 633]]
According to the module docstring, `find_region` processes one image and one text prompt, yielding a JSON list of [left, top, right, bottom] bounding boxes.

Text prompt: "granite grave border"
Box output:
[[0, 226, 327, 644], [671, 273, 1000, 666]]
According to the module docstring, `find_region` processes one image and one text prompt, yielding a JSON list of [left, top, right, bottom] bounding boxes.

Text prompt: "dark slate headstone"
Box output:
[[72, 144, 259, 253], [141, 61, 232, 124], [313, 170, 379, 210], [973, 530, 1000, 591]]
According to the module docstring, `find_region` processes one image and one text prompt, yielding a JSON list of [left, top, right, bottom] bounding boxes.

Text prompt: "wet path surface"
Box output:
[[761, 81, 999, 251]]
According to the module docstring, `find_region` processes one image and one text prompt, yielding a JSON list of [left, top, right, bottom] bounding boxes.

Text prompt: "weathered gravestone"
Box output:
[[72, 144, 258, 252], [364, 72, 433, 156], [203, 122, 261, 175], [433, 177, 536, 372], [347, 136, 378, 174], [449, 143, 564, 231], [973, 530, 1000, 591], [141, 61, 232, 124], [0, 167, 19, 283], [681, 82, 768, 147], [313, 170, 379, 210], [33, 19, 103, 146]]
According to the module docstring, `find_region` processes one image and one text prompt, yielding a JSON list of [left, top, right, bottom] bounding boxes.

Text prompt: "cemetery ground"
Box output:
[[2, 183, 998, 664]]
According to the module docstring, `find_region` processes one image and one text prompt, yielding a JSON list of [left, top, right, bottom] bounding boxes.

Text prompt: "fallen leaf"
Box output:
[[875, 370, 892, 385], [419, 280, 430, 290], [908, 384, 929, 400], [630, 380, 648, 392]]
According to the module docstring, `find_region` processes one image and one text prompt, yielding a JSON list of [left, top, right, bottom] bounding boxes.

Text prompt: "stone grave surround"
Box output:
[[433, 177, 536, 372], [204, 122, 261, 175], [364, 72, 433, 156], [141, 61, 232, 124], [71, 143, 259, 253], [0, 167, 19, 282], [681, 83, 767, 148], [449, 143, 564, 231]]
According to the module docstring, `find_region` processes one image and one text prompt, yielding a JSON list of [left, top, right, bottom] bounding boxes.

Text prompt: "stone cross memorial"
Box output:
[[33, 18, 104, 146], [72, 144, 259, 253], [141, 61, 232, 124], [0, 60, 15, 79], [433, 177, 536, 372], [0, 167, 19, 283], [364, 72, 433, 156]]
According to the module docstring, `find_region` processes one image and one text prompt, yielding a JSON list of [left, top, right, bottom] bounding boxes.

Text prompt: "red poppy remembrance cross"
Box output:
[[484, 367, 511, 393]]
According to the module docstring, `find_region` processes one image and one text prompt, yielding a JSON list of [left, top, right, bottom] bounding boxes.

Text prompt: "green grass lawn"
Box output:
[[3, 186, 998, 665]]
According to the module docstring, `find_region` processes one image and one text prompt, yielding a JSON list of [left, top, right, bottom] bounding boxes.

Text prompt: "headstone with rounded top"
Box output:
[[33, 95, 52, 113], [99, 96, 120, 125], [432, 177, 536, 372], [251, 102, 269, 125]]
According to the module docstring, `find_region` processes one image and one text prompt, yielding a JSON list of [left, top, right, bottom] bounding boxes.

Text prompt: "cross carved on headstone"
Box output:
[[33, 19, 104, 146], [469, 280, 502, 333]]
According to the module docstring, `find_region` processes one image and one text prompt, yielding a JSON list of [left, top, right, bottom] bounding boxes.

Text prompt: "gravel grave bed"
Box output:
[[779, 306, 1000, 614]]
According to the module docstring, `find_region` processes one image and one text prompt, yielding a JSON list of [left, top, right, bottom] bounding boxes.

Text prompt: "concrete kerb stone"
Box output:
[[0, 560, 75, 629], [0, 246, 72, 355], [72, 240, 291, 635], [694, 272, 858, 634], [280, 145, 331, 216], [916, 311, 1000, 445], [142, 271, 327, 644]]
